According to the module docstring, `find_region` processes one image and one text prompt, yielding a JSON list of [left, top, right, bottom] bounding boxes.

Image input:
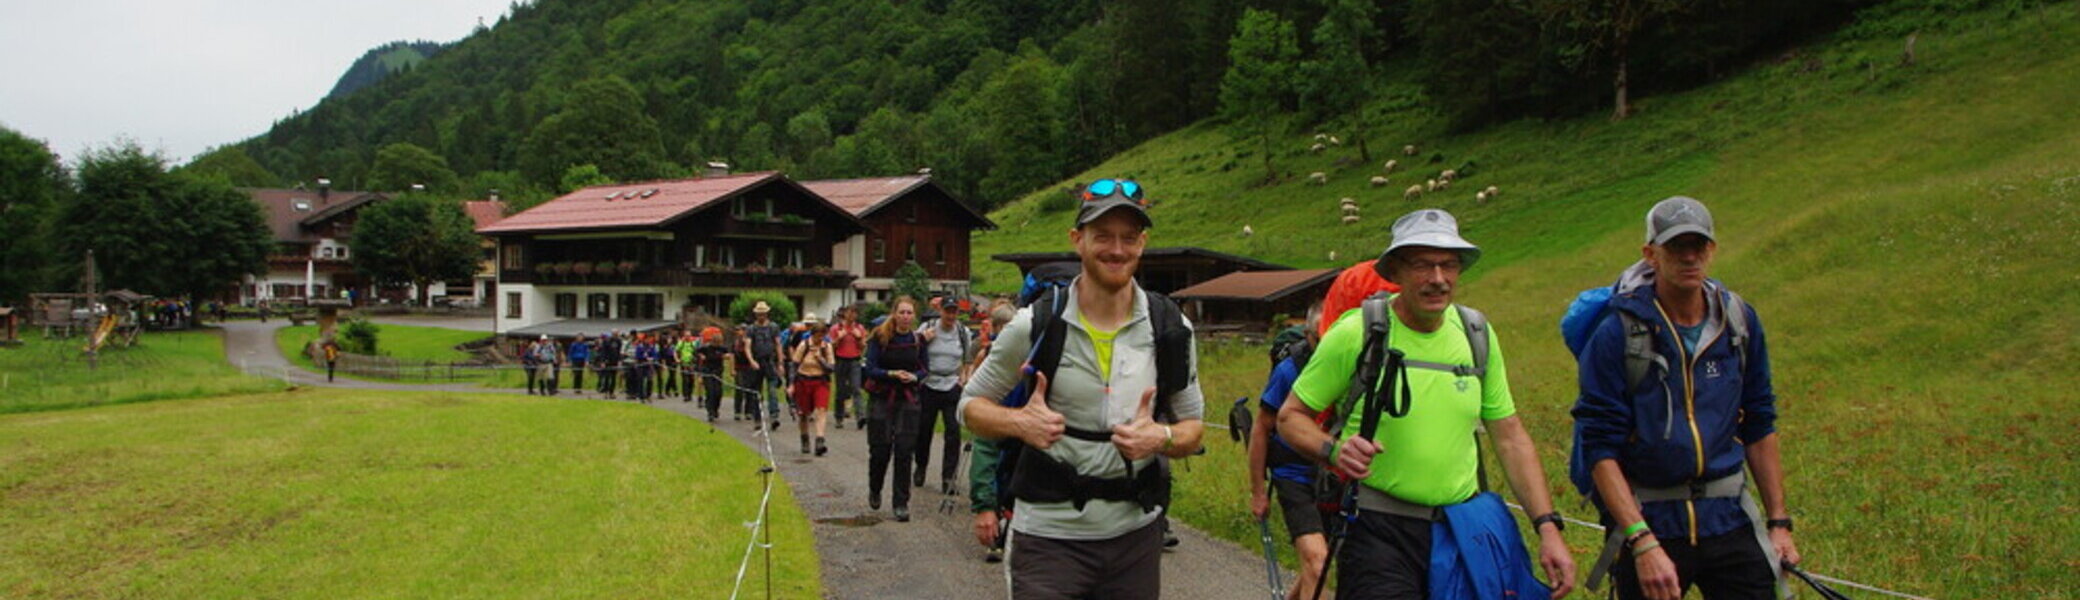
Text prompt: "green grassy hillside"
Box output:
[[977, 5, 2077, 598]]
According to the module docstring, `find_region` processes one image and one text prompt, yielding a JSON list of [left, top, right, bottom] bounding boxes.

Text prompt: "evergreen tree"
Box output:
[[518, 76, 671, 185], [367, 142, 461, 194], [1220, 9, 1301, 180], [348, 194, 480, 307], [180, 145, 280, 188]]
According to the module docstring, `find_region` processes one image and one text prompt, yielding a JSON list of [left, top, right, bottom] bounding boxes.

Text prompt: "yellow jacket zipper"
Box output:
[[1654, 299, 1710, 543]]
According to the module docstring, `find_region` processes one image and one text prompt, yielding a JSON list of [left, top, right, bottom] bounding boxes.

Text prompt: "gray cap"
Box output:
[[1375, 209, 1482, 278], [1646, 196, 1715, 245], [1073, 183, 1153, 229]]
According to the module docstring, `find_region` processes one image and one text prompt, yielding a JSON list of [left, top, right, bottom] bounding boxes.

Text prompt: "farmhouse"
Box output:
[[240, 186, 388, 305], [802, 175, 996, 303]]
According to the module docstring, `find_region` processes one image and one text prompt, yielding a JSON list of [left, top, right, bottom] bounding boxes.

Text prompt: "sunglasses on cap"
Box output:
[[1079, 179, 1146, 204]]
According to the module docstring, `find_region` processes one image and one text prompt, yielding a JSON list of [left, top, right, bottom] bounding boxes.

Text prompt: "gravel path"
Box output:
[[215, 321, 1289, 599]]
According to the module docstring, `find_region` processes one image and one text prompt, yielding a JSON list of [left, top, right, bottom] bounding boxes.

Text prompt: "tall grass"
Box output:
[[985, 5, 2079, 598], [0, 390, 820, 598]]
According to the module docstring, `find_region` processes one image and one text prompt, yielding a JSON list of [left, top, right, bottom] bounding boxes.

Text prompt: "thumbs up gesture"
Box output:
[[1110, 387, 1165, 461], [1017, 372, 1067, 449]]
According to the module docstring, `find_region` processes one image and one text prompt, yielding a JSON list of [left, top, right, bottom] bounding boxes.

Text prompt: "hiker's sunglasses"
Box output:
[[1080, 179, 1146, 204]]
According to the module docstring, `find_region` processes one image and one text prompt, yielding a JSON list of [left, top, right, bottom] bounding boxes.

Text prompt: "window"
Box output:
[[337, 247, 348, 259], [322, 247, 335, 258], [934, 242, 945, 265], [732, 198, 747, 219], [763, 198, 776, 218], [907, 202, 918, 223], [906, 242, 917, 261], [719, 246, 737, 267], [764, 247, 777, 268], [617, 293, 663, 320], [787, 248, 803, 269], [872, 239, 886, 263], [554, 293, 577, 318], [506, 292, 522, 318], [587, 294, 611, 318], [693, 245, 706, 267], [502, 243, 522, 270]]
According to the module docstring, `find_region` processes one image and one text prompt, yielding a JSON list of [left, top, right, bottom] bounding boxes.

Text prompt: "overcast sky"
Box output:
[[0, 0, 516, 165]]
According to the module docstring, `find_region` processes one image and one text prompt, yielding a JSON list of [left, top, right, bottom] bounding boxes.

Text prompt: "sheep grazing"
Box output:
[[1328, 250, 1339, 261], [1242, 225, 1255, 237], [1403, 144, 1418, 156], [1475, 190, 1490, 203], [1439, 169, 1458, 182], [1435, 178, 1452, 191], [1308, 172, 1328, 185], [1327, 135, 1342, 146], [1309, 143, 1326, 154], [1340, 198, 1359, 212], [1341, 215, 1361, 225], [1425, 179, 1438, 192], [1405, 184, 1424, 200], [1314, 133, 1330, 143], [1484, 185, 1500, 198], [1382, 159, 1398, 174], [1369, 175, 1390, 187]]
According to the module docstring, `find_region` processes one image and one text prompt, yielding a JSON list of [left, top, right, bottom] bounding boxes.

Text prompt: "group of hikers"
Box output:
[[518, 178, 1802, 599]]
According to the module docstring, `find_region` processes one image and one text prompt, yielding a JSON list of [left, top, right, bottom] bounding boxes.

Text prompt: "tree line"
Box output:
[[207, 0, 1913, 213]]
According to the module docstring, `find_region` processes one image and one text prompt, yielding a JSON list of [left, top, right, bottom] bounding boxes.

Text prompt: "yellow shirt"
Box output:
[[1079, 312, 1119, 382]]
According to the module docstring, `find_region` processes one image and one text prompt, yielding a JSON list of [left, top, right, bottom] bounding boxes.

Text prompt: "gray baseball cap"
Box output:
[[1646, 196, 1715, 245], [1073, 179, 1153, 229], [1375, 209, 1482, 278]]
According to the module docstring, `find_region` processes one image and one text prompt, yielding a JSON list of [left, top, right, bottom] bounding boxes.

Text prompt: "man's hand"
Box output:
[[1634, 538, 1681, 600], [1772, 528, 1801, 567], [1016, 373, 1066, 449], [1109, 387, 1166, 461], [1537, 527, 1576, 599], [1334, 436, 1382, 480], [973, 511, 1000, 548], [1249, 489, 1270, 520]]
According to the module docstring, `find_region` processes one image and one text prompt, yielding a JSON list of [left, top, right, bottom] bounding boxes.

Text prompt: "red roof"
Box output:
[[1169, 268, 1339, 302], [242, 188, 382, 243], [803, 175, 930, 215], [462, 200, 508, 230], [478, 172, 784, 234]]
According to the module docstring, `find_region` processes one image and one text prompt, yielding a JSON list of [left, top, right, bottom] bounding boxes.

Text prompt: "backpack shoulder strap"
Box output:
[[1027, 287, 1072, 384], [1456, 305, 1490, 378], [1720, 288, 1750, 369], [1334, 294, 1396, 434], [1618, 311, 1661, 392], [1144, 291, 1191, 420]]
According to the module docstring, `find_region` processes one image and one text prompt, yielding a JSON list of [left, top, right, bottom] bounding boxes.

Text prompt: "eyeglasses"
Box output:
[[1402, 259, 1463, 275], [1080, 179, 1146, 204]]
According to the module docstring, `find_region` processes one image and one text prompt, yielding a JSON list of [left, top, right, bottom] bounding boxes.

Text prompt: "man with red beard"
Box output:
[[1276, 209, 1575, 600], [960, 179, 1207, 599]]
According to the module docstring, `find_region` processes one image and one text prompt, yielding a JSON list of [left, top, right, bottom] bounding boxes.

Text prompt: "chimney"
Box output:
[[410, 183, 427, 192], [916, 167, 932, 176], [316, 177, 332, 204], [488, 188, 501, 202], [704, 161, 730, 177]]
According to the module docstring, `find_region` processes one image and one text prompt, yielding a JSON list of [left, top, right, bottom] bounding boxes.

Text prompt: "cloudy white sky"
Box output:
[[0, 0, 515, 165]]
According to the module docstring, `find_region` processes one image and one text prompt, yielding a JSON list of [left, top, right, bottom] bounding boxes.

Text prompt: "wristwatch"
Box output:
[[1767, 517, 1794, 532], [1531, 512, 1566, 533]]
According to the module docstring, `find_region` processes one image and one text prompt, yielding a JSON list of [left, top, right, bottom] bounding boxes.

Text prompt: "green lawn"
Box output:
[[0, 389, 819, 598], [985, 5, 2078, 598], [275, 322, 523, 387], [0, 329, 286, 415]]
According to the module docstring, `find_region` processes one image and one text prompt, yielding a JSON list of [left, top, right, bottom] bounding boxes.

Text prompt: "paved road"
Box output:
[[215, 321, 1289, 599]]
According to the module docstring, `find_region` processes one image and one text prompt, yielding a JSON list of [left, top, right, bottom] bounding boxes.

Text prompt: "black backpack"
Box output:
[[995, 286, 1192, 512]]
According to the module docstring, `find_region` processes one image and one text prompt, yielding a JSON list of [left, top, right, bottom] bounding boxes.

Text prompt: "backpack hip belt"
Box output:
[[1006, 427, 1169, 512], [1354, 485, 1444, 522], [1584, 472, 1781, 591]]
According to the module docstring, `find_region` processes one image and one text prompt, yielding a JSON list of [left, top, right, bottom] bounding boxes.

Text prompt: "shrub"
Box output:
[[727, 291, 797, 325], [339, 317, 380, 355]]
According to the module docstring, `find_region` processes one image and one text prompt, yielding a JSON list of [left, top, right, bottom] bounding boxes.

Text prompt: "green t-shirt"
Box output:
[[1293, 300, 1515, 507], [1078, 312, 1119, 382]]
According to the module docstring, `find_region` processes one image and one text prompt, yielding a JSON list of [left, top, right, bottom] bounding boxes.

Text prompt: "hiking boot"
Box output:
[[869, 494, 881, 511], [834, 417, 845, 430], [913, 471, 926, 488], [1163, 529, 1180, 549], [769, 420, 782, 431], [893, 507, 910, 522], [984, 547, 1004, 563], [815, 437, 828, 456], [800, 434, 810, 454], [856, 417, 866, 430], [942, 478, 956, 495]]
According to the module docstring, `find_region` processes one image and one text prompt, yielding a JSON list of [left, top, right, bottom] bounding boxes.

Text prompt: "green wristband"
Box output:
[[1623, 521, 1650, 537]]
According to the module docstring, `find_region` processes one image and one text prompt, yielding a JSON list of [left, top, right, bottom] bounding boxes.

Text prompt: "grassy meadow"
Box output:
[[275, 322, 524, 387], [0, 329, 286, 415], [982, 5, 2078, 598], [0, 389, 819, 598]]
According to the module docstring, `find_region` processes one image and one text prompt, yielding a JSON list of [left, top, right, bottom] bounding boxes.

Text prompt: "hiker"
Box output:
[[634, 333, 661, 403], [322, 337, 341, 383], [864, 295, 928, 522], [597, 330, 623, 399], [696, 327, 729, 421], [521, 337, 541, 394], [790, 318, 835, 456], [741, 302, 786, 430], [960, 179, 1207, 598], [659, 328, 681, 398], [968, 301, 1020, 564], [732, 325, 756, 420], [1570, 197, 1798, 600], [1248, 302, 1333, 600], [1275, 209, 1576, 600], [533, 335, 561, 396], [674, 331, 697, 403], [916, 296, 975, 494], [829, 304, 869, 429], [566, 333, 591, 395]]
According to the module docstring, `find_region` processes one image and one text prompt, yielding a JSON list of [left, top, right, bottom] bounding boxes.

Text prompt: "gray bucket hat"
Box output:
[[1645, 196, 1715, 245], [1375, 209, 1482, 279]]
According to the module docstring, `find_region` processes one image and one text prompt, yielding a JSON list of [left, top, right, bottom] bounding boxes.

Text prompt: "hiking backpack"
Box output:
[[993, 285, 1192, 512]]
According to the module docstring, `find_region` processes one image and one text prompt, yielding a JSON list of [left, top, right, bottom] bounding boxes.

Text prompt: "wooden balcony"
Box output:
[[715, 216, 815, 240], [518, 265, 856, 290]]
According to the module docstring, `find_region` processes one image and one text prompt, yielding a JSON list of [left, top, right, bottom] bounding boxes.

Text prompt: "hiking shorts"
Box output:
[[792, 377, 830, 414], [1009, 518, 1163, 600], [1335, 510, 1433, 600], [1272, 477, 1332, 540]]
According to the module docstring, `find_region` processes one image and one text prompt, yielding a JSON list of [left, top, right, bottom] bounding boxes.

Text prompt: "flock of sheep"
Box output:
[[1298, 134, 1501, 228]]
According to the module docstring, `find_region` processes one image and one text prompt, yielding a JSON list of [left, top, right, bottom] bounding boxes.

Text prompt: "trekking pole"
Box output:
[[1311, 348, 1406, 600], [1786, 563, 1854, 600], [1256, 516, 1284, 600]]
